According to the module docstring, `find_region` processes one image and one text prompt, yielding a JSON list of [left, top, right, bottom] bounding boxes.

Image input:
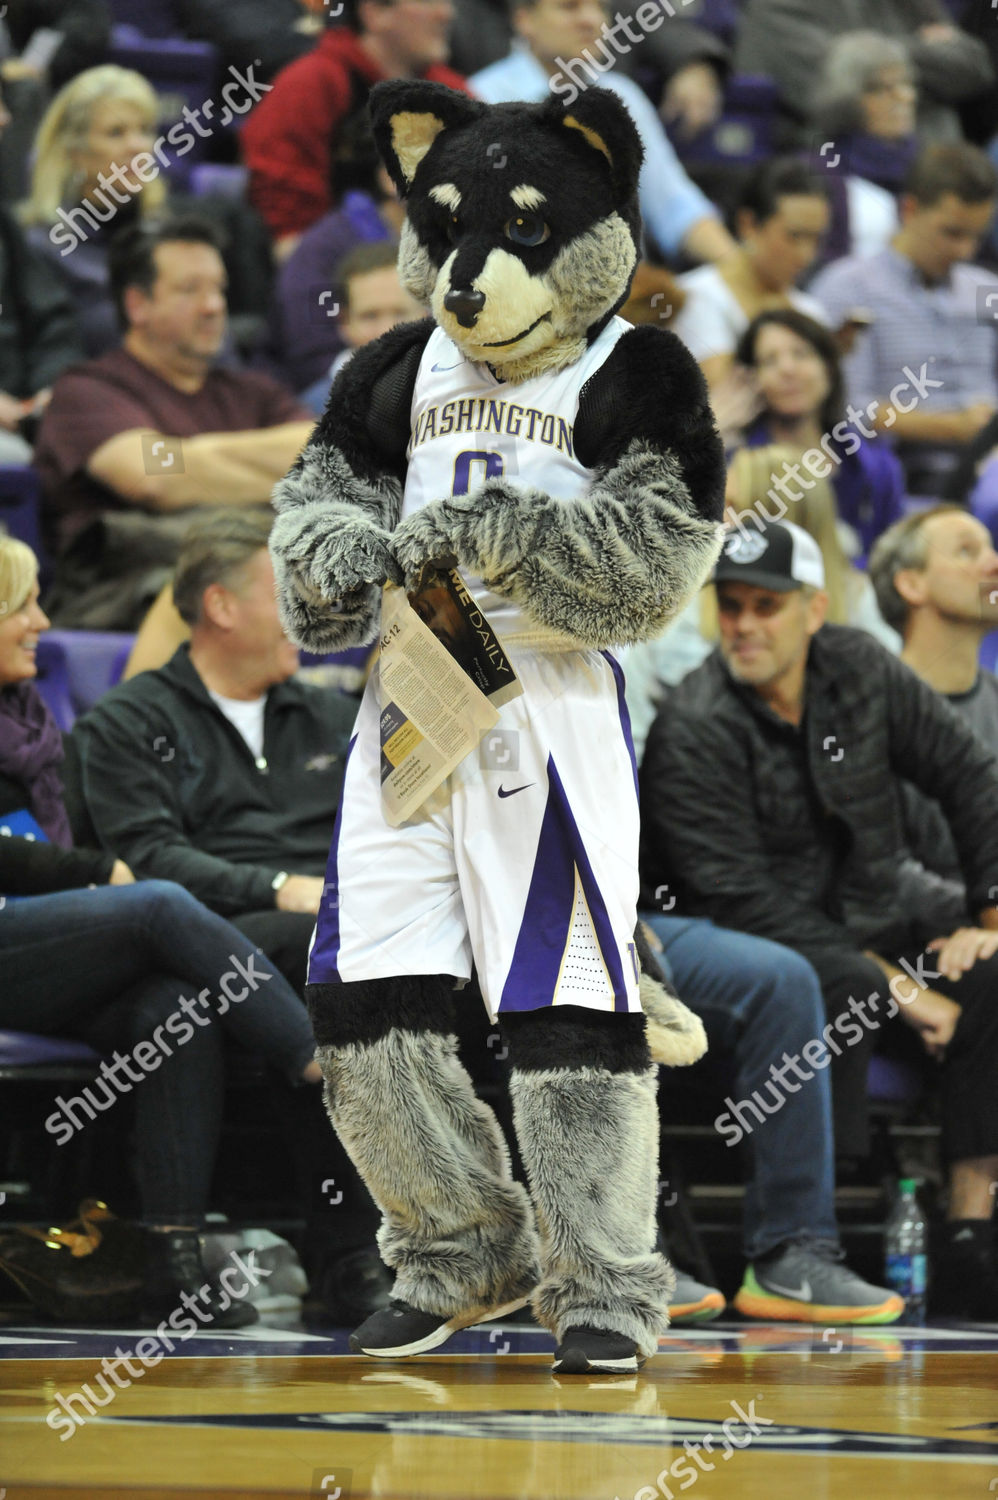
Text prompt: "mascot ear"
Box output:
[[369, 80, 485, 196], [541, 85, 644, 206]]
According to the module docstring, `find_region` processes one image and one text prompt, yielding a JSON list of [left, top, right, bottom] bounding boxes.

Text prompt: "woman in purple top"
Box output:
[[808, 33, 920, 267], [734, 308, 908, 561]]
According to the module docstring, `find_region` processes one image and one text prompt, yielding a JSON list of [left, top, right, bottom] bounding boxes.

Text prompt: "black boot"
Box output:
[[304, 1242, 393, 1325], [930, 1221, 998, 1321], [140, 1229, 258, 1329]]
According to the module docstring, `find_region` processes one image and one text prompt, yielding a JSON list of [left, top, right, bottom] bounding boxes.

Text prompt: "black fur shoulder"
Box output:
[[575, 324, 725, 524], [311, 316, 436, 485]]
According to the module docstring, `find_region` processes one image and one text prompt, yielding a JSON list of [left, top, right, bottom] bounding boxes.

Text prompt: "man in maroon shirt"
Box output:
[[240, 0, 467, 255], [35, 218, 314, 628]]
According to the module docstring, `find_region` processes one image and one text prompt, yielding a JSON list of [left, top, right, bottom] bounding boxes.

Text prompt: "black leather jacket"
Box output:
[[640, 625, 998, 956]]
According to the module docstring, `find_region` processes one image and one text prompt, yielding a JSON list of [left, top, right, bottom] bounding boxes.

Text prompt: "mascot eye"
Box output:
[[446, 215, 461, 245], [505, 213, 549, 248]]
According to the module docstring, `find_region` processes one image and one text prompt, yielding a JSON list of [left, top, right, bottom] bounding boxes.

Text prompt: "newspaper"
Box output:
[[378, 569, 522, 826]]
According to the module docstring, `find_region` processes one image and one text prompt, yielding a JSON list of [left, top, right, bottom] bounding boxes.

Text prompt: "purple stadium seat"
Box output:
[[687, 0, 741, 43], [187, 163, 250, 200], [670, 75, 779, 168], [299, 643, 370, 696], [981, 630, 998, 674], [35, 631, 135, 731], [108, 0, 179, 39], [109, 26, 220, 186], [0, 465, 43, 557], [867, 1055, 922, 1105], [0, 1031, 100, 1077]]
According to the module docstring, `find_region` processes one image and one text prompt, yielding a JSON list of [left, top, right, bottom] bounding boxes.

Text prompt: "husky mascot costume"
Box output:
[[270, 79, 725, 1375]]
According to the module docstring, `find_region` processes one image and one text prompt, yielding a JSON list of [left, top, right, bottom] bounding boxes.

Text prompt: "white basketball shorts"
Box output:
[[306, 648, 642, 1020]]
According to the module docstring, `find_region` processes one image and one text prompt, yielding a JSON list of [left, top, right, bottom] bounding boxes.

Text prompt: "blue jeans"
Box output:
[[641, 913, 839, 1260], [1, 881, 318, 1224]]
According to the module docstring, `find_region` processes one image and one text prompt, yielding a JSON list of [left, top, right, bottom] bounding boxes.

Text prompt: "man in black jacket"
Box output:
[[72, 510, 387, 1321], [642, 519, 998, 1321], [73, 510, 355, 986]]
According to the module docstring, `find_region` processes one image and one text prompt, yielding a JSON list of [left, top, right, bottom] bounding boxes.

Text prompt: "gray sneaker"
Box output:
[[734, 1239, 904, 1324], [667, 1270, 726, 1325]]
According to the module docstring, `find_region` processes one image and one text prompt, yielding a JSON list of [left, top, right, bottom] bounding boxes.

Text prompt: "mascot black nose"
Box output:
[[443, 287, 486, 327]]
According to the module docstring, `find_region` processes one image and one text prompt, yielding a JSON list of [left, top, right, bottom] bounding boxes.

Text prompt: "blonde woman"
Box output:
[[622, 444, 899, 758], [20, 66, 272, 357], [20, 67, 164, 356]]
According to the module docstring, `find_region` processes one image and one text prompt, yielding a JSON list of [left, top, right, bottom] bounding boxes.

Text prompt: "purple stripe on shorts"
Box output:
[[305, 732, 357, 986], [602, 650, 639, 800], [499, 755, 629, 1014]]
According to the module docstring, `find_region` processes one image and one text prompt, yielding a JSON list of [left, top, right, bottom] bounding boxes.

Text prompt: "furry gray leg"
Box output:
[[307, 975, 540, 1319], [502, 1008, 674, 1359]]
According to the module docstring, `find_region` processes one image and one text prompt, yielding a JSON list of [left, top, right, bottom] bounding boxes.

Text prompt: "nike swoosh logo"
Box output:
[[431, 358, 467, 372], [498, 783, 534, 798], [763, 1278, 812, 1301]]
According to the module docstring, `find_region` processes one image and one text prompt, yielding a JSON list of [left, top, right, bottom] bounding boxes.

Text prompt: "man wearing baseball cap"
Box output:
[[642, 518, 998, 1323]]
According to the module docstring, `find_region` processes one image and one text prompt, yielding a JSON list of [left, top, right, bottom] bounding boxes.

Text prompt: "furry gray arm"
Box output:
[[391, 440, 725, 648], [270, 445, 403, 654], [268, 319, 432, 653]]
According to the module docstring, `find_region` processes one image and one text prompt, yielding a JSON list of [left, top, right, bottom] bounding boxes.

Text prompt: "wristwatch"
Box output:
[[271, 871, 290, 899]]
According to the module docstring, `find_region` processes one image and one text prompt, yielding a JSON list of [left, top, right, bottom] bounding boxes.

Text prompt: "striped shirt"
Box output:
[[809, 247, 998, 419]]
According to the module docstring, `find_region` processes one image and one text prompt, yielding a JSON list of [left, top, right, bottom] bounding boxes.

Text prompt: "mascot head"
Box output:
[[369, 80, 644, 384]]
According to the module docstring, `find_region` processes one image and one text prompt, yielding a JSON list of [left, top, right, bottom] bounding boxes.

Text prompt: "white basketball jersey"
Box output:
[[403, 317, 631, 633]]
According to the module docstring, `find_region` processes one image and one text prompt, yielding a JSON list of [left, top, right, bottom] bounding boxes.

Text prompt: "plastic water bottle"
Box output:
[[885, 1178, 928, 1322]]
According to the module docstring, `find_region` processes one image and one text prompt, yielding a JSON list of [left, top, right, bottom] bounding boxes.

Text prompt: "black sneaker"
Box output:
[[931, 1223, 998, 1322], [553, 1326, 644, 1375], [350, 1294, 530, 1357], [139, 1229, 258, 1330], [311, 1246, 393, 1324]]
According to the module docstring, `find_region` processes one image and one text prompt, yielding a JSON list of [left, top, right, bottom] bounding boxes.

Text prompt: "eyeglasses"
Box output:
[[863, 76, 915, 95]]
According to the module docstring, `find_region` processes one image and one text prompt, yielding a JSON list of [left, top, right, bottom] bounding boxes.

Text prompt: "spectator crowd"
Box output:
[[1, 0, 997, 1330]]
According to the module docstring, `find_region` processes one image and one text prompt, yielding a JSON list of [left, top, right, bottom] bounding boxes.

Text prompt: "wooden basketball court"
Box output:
[[2, 1315, 996, 1498]]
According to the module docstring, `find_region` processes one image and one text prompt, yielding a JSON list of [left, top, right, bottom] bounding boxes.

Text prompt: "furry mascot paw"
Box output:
[[640, 973, 708, 1067], [632, 922, 708, 1066], [270, 435, 405, 652], [389, 500, 458, 590], [270, 506, 401, 653], [391, 486, 533, 592]]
